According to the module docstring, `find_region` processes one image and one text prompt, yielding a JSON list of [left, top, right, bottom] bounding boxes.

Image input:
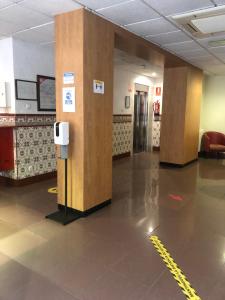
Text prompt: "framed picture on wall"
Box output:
[[15, 79, 37, 101], [37, 75, 56, 111], [125, 96, 130, 109]]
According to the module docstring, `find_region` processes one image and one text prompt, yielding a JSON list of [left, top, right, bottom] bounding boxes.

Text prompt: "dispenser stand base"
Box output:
[[46, 210, 81, 225]]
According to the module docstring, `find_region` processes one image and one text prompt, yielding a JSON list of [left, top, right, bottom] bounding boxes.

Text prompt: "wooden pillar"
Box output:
[[55, 9, 114, 212], [160, 66, 203, 166]]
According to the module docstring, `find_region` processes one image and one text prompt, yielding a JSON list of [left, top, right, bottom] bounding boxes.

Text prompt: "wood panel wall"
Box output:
[[55, 8, 203, 212], [160, 66, 203, 165], [55, 9, 113, 211]]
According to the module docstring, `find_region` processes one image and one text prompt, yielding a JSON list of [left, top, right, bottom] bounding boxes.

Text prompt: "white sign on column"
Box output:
[[63, 87, 76, 112]]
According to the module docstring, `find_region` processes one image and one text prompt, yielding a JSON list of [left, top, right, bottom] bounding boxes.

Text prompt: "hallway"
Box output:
[[0, 153, 225, 299]]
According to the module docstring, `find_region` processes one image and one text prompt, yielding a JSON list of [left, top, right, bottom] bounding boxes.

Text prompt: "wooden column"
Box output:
[[160, 66, 203, 166], [55, 9, 114, 212]]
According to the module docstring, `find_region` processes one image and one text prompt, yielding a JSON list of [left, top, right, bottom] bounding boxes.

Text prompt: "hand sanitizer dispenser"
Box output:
[[54, 122, 69, 145]]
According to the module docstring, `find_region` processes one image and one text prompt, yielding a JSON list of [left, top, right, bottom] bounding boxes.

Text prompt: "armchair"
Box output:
[[201, 131, 225, 157]]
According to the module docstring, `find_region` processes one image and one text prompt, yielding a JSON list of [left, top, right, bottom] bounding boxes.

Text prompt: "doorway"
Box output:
[[133, 90, 149, 153]]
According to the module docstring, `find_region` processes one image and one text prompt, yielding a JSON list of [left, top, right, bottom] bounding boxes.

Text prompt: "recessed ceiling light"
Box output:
[[208, 39, 225, 47], [151, 72, 157, 77]]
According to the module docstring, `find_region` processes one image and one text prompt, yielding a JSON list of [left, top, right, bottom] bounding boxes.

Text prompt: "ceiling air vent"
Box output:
[[172, 5, 225, 38]]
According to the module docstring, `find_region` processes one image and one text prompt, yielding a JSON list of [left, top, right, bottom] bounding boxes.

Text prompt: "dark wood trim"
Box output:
[[160, 159, 198, 168], [0, 171, 57, 187], [0, 124, 54, 129], [0, 113, 55, 116], [113, 152, 131, 160], [153, 146, 160, 151], [113, 114, 132, 117], [198, 151, 225, 159]]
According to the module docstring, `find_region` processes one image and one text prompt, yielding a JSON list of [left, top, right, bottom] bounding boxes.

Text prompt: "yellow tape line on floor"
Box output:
[[150, 235, 201, 300], [48, 187, 58, 194]]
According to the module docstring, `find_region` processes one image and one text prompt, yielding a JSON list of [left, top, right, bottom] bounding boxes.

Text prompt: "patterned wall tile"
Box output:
[[113, 115, 132, 156], [152, 121, 161, 147], [1, 114, 132, 180]]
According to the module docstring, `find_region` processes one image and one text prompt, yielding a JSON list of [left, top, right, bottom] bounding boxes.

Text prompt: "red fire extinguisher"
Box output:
[[153, 100, 160, 116]]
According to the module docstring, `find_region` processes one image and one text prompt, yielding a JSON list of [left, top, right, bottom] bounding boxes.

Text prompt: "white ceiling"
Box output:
[[1, 0, 225, 75]]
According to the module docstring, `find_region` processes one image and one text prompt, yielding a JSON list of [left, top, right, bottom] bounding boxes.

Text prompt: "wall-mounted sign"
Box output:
[[63, 87, 75, 112], [125, 96, 130, 109], [156, 87, 162, 96], [93, 80, 104, 94], [63, 72, 74, 85]]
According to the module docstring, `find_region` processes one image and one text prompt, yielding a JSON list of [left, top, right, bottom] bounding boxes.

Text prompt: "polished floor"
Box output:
[[0, 152, 225, 300]]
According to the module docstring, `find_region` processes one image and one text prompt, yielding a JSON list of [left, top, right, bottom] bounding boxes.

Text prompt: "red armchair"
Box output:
[[201, 131, 225, 156]]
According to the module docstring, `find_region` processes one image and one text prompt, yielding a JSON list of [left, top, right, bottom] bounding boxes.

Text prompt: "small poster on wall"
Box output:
[[93, 80, 104, 94], [63, 87, 76, 113], [63, 72, 75, 85]]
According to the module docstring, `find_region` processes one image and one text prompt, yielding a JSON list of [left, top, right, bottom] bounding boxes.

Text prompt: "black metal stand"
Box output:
[[46, 158, 81, 225]]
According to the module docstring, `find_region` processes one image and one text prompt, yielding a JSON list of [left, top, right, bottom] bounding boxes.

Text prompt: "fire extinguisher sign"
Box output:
[[156, 87, 161, 96]]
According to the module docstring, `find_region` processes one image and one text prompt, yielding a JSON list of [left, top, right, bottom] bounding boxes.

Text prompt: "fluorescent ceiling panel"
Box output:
[[0, 5, 52, 28], [143, 0, 213, 16], [75, 0, 128, 10], [13, 23, 54, 44], [210, 45, 225, 54], [163, 40, 202, 53], [191, 14, 225, 34], [97, 0, 159, 25], [197, 33, 225, 47], [126, 17, 177, 36], [20, 0, 81, 17], [146, 30, 190, 45]]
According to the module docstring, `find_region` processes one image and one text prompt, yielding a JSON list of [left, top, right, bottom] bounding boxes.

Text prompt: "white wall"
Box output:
[[13, 39, 55, 114], [0, 38, 15, 113], [200, 75, 225, 134], [113, 65, 155, 115]]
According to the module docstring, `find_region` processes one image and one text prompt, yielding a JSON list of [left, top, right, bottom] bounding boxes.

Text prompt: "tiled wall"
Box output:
[[0, 126, 56, 180], [113, 115, 132, 156], [0, 114, 133, 180], [0, 114, 56, 180], [152, 120, 161, 148]]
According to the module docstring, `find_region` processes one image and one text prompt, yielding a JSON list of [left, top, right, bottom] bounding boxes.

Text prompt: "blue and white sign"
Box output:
[[93, 80, 104, 94], [63, 72, 75, 85], [63, 87, 75, 112]]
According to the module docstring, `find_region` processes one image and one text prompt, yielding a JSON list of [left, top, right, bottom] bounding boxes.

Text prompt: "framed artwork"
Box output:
[[37, 75, 56, 111], [125, 96, 130, 109], [15, 79, 37, 101]]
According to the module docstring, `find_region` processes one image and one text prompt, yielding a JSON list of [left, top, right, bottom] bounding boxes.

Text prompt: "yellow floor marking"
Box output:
[[48, 187, 58, 194], [150, 235, 201, 300]]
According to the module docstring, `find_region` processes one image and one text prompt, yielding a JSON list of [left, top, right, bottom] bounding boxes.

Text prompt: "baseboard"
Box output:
[[198, 151, 225, 159], [160, 158, 198, 168], [58, 198, 111, 218], [153, 146, 160, 151], [113, 152, 131, 160], [0, 171, 57, 186]]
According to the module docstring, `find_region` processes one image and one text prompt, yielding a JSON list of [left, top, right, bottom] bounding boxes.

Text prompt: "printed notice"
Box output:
[[63, 87, 75, 113], [93, 80, 104, 94], [63, 72, 75, 85]]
